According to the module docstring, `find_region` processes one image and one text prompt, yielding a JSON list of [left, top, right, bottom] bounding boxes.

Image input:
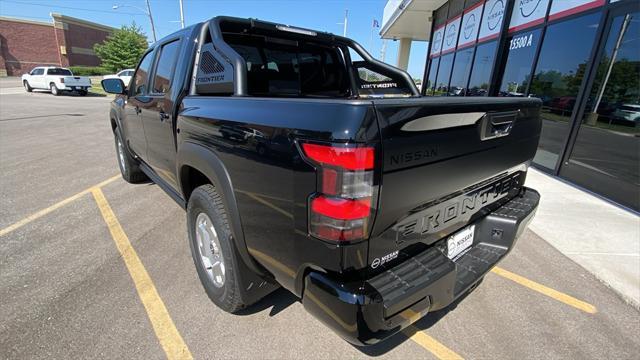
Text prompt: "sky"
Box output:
[[0, 0, 428, 79]]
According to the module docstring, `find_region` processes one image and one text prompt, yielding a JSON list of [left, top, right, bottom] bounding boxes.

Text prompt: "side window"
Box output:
[[131, 51, 154, 96], [354, 61, 412, 97], [31, 68, 43, 75], [349, 48, 413, 97], [152, 40, 181, 94]]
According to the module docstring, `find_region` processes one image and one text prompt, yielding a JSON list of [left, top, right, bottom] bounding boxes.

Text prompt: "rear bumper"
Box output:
[[301, 187, 539, 345], [59, 85, 89, 91]]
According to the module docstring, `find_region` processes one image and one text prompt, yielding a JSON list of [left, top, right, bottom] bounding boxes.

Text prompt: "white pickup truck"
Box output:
[[22, 67, 91, 96]]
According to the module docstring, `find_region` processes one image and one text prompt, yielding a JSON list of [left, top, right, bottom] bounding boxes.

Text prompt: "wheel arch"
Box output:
[[177, 141, 266, 277]]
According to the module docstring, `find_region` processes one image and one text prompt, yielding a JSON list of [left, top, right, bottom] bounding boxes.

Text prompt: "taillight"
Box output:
[[302, 142, 377, 242], [60, 78, 65, 83]]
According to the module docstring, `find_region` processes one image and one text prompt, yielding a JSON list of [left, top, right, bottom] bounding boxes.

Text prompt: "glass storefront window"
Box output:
[[448, 48, 474, 96], [467, 40, 496, 96], [563, 11, 640, 211], [434, 53, 454, 96], [529, 13, 601, 170], [425, 57, 440, 96], [498, 29, 541, 96]]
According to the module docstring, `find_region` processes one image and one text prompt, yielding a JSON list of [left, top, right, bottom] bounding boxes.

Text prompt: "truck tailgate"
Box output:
[[63, 77, 90, 86], [369, 97, 541, 267]]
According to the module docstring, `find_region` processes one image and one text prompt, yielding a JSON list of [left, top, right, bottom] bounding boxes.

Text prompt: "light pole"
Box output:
[[179, 0, 185, 29], [337, 9, 348, 37], [113, 2, 157, 42]]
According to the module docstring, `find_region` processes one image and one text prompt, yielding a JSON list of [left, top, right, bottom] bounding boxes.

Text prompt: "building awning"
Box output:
[[380, 0, 446, 41]]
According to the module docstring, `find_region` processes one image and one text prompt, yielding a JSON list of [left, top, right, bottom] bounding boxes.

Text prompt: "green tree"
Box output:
[[94, 23, 148, 73]]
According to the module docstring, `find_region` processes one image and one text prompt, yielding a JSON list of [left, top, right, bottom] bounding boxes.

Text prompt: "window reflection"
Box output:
[[132, 52, 154, 96], [449, 48, 474, 96], [499, 29, 541, 96], [434, 53, 454, 96], [425, 57, 440, 96], [529, 13, 600, 170], [467, 41, 496, 96], [565, 11, 640, 211], [153, 40, 181, 94]]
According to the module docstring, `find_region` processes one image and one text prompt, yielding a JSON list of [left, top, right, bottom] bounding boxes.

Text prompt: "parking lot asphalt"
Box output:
[[1, 84, 639, 359]]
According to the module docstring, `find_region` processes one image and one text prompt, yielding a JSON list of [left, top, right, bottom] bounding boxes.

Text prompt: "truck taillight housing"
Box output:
[[301, 142, 377, 242]]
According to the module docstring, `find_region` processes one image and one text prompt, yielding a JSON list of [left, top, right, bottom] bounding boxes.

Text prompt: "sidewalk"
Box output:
[[525, 168, 640, 308]]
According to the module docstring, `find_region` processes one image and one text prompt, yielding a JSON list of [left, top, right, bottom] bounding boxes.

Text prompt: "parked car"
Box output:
[[22, 67, 91, 96], [103, 69, 134, 87], [101, 16, 542, 345], [613, 104, 640, 126]]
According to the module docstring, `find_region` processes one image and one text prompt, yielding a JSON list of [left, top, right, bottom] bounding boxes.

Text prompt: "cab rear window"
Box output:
[[223, 33, 349, 98], [47, 68, 72, 76]]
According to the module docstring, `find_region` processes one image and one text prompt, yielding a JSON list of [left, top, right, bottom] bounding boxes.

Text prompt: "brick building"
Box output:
[[0, 13, 116, 76]]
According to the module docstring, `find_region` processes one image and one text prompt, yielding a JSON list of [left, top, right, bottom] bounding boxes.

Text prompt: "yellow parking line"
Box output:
[[91, 188, 192, 360], [243, 191, 465, 358], [400, 309, 464, 360], [405, 327, 465, 360], [492, 266, 597, 314], [0, 175, 120, 237]]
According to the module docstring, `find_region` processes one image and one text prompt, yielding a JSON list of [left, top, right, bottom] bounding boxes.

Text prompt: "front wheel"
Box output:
[[188, 184, 247, 313], [50, 83, 59, 96], [114, 129, 147, 183], [23, 81, 32, 92]]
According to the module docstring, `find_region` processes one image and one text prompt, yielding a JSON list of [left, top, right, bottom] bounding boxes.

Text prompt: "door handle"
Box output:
[[159, 111, 170, 121], [479, 111, 517, 140]]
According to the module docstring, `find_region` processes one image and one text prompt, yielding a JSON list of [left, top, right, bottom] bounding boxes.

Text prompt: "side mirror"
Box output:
[[101, 78, 126, 94]]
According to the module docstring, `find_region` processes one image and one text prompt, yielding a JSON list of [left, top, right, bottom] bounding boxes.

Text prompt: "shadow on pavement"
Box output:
[[236, 287, 298, 317], [30, 89, 107, 97]]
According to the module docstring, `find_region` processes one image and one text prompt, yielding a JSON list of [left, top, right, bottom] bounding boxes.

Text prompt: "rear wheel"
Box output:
[[114, 129, 147, 183], [50, 83, 59, 96], [188, 184, 246, 313], [78, 89, 88, 96], [23, 81, 32, 92]]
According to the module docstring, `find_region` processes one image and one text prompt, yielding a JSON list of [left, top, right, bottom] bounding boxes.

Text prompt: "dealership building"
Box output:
[[381, 0, 639, 211], [0, 14, 115, 76]]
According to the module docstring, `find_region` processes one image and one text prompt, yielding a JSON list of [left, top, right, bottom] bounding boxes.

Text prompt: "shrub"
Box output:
[[94, 23, 148, 73], [69, 66, 111, 76]]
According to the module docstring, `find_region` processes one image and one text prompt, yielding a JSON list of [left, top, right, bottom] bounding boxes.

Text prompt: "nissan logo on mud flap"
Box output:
[[371, 250, 399, 269]]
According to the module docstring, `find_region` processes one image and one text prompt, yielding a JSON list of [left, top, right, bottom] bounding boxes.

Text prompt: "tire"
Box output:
[[256, 144, 267, 156], [23, 81, 32, 92], [50, 83, 59, 96], [79, 90, 88, 96], [188, 184, 246, 313], [114, 129, 148, 183]]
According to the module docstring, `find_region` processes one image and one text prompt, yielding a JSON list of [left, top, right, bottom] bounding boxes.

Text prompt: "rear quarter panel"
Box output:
[[176, 96, 378, 294]]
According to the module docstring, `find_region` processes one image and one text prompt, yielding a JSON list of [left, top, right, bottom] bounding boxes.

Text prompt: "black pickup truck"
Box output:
[[101, 16, 541, 345]]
